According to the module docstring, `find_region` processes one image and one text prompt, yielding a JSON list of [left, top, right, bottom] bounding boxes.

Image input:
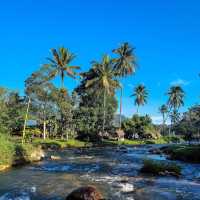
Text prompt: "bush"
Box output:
[[163, 136, 184, 143], [0, 134, 42, 167], [140, 159, 181, 176], [122, 114, 161, 140], [0, 134, 15, 165]]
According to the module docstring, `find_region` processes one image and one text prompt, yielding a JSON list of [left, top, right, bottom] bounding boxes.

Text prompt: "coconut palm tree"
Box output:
[[167, 85, 185, 125], [131, 84, 148, 114], [44, 47, 80, 89], [159, 104, 168, 134], [85, 55, 120, 132], [112, 42, 137, 128]]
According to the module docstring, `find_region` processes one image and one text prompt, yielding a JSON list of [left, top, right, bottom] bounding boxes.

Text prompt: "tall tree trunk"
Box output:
[[66, 131, 69, 141], [22, 97, 31, 144], [169, 117, 173, 136], [61, 70, 65, 89], [119, 87, 123, 129], [162, 114, 165, 135], [43, 120, 46, 140], [103, 89, 106, 132], [137, 106, 139, 115]]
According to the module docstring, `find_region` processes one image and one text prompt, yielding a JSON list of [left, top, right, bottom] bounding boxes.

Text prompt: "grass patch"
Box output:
[[101, 136, 184, 146], [140, 159, 181, 176], [33, 138, 90, 149], [101, 139, 144, 146]]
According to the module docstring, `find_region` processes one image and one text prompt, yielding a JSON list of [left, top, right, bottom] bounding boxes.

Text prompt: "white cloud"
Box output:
[[151, 116, 163, 124], [151, 115, 170, 125], [170, 78, 190, 86]]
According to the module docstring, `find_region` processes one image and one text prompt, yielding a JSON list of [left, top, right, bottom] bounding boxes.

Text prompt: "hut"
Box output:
[[115, 129, 125, 141]]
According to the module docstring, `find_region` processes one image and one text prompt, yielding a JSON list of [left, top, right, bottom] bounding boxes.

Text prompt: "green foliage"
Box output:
[[0, 134, 40, 166], [112, 42, 137, 76], [122, 114, 160, 139], [159, 104, 169, 134], [74, 67, 118, 139], [0, 88, 25, 134], [0, 134, 15, 165], [173, 105, 200, 140], [44, 47, 80, 88], [141, 159, 181, 175], [131, 84, 148, 112], [33, 138, 89, 148], [25, 70, 75, 140], [24, 127, 42, 142], [167, 85, 185, 125]]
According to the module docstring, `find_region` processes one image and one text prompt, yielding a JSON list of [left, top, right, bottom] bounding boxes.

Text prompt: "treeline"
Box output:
[[0, 43, 199, 142], [0, 43, 136, 142]]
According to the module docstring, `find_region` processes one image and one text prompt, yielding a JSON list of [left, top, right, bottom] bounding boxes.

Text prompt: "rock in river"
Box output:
[[66, 186, 104, 200]]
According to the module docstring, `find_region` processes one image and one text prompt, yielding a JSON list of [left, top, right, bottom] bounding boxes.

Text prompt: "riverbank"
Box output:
[[0, 135, 44, 171], [100, 136, 184, 146], [0, 135, 186, 172], [32, 138, 91, 149], [31, 136, 182, 149]]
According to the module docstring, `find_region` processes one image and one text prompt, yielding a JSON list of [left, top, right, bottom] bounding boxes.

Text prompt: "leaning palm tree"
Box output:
[[131, 84, 148, 114], [112, 42, 137, 128], [167, 85, 185, 127], [159, 104, 168, 134], [85, 55, 120, 132], [44, 47, 80, 89]]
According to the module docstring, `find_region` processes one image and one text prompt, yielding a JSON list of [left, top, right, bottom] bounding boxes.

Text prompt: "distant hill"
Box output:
[[113, 114, 127, 127]]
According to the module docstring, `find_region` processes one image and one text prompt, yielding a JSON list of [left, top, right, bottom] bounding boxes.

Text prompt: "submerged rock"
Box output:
[[112, 182, 134, 193], [66, 186, 104, 200], [50, 155, 61, 160]]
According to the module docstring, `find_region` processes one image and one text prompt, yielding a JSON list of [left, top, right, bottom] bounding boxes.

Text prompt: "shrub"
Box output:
[[0, 134, 15, 165], [140, 159, 181, 176]]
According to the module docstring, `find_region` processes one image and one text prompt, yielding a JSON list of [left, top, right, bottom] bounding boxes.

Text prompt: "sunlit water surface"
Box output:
[[0, 145, 200, 200]]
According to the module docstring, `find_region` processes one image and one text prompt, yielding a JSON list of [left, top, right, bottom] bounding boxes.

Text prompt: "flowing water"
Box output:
[[0, 145, 200, 200]]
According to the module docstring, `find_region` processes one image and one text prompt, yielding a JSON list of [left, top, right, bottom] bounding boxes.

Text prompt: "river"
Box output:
[[0, 145, 200, 200]]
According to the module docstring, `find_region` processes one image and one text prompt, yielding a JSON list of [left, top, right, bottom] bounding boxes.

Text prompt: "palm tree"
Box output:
[[85, 55, 120, 132], [131, 84, 148, 114], [112, 42, 137, 128], [159, 104, 168, 134], [167, 86, 184, 112], [167, 85, 185, 130], [44, 47, 80, 89]]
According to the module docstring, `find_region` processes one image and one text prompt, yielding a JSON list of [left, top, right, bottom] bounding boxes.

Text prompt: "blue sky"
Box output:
[[0, 0, 200, 123]]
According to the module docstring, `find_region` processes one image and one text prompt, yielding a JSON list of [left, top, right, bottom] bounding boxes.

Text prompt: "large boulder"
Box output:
[[66, 186, 104, 200]]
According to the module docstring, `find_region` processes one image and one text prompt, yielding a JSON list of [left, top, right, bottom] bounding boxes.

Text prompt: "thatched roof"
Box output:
[[115, 129, 125, 138]]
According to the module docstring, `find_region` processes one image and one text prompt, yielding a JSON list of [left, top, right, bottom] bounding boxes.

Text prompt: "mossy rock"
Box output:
[[160, 145, 200, 163], [140, 159, 181, 177]]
